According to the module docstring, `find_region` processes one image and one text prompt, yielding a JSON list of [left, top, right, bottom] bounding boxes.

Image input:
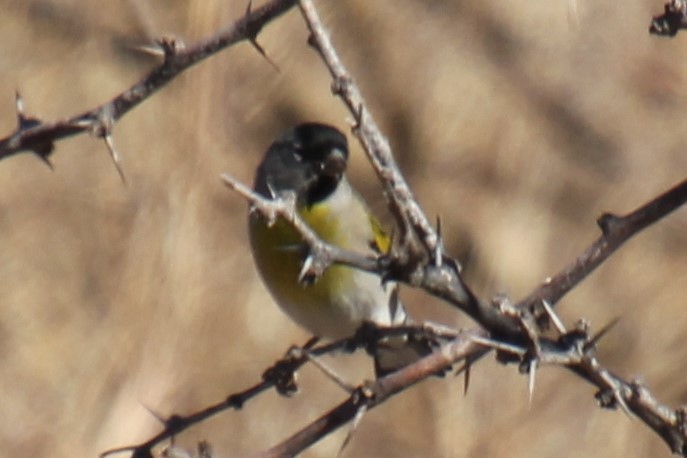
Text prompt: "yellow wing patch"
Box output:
[[369, 214, 391, 254]]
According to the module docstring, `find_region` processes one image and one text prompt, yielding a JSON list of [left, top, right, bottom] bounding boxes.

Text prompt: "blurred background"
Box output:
[[0, 0, 686, 456]]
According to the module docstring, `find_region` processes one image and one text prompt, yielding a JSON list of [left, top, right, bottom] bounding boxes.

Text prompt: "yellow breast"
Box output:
[[248, 180, 394, 338], [248, 201, 352, 316]]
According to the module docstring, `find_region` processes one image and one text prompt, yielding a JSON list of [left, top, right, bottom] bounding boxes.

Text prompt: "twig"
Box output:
[[298, 0, 438, 259], [102, 324, 456, 458], [0, 0, 297, 161], [220, 173, 379, 279], [517, 177, 687, 311]]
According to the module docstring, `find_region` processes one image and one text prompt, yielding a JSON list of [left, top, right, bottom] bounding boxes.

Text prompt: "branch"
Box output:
[[101, 336, 366, 458], [517, 177, 687, 310], [298, 0, 439, 259], [252, 329, 484, 458], [0, 0, 297, 161], [221, 173, 379, 280], [258, 312, 687, 457]]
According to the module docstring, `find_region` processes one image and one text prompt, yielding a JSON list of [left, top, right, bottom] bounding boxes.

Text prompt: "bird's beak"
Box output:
[[321, 148, 347, 177]]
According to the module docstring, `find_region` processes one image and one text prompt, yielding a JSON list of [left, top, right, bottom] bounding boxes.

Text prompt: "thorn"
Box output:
[[541, 299, 566, 334], [303, 349, 355, 394], [434, 215, 443, 267], [14, 91, 40, 129], [91, 106, 125, 182], [452, 360, 467, 376], [15, 91, 25, 120], [528, 359, 537, 407], [470, 335, 527, 356], [130, 43, 166, 58], [298, 254, 316, 285], [463, 360, 471, 396], [250, 38, 280, 72], [140, 402, 167, 425], [103, 133, 127, 184], [99, 445, 138, 458], [35, 153, 54, 170], [513, 308, 541, 360], [584, 317, 620, 352], [14, 92, 55, 163], [73, 119, 95, 128], [245, 0, 279, 71], [613, 388, 634, 419], [266, 181, 278, 200], [338, 404, 367, 457]]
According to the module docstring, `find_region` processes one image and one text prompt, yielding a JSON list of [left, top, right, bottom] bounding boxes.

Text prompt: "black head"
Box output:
[[254, 123, 349, 206]]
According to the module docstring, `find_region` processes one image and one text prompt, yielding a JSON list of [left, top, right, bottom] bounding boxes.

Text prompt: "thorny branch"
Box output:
[[102, 325, 461, 458], [259, 314, 687, 457], [299, 0, 439, 260], [221, 173, 379, 280], [100, 336, 362, 458], [252, 330, 485, 458], [0, 0, 298, 163]]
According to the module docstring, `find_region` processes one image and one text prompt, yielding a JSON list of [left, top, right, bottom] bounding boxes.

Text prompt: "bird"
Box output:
[[248, 122, 429, 376]]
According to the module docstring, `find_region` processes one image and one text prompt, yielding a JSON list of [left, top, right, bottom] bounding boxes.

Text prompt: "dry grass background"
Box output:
[[0, 0, 686, 457]]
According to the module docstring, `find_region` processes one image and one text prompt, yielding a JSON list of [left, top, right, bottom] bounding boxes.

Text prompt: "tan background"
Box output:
[[0, 0, 686, 456]]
